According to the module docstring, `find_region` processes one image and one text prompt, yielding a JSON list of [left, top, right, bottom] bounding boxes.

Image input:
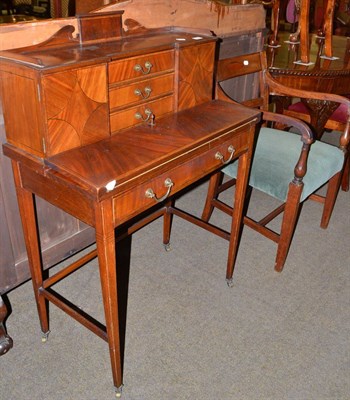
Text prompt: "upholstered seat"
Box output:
[[223, 128, 344, 202], [201, 51, 350, 284]]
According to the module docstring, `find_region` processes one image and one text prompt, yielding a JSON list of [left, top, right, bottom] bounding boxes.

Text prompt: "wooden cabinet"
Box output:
[[0, 12, 216, 296], [1, 62, 110, 157]]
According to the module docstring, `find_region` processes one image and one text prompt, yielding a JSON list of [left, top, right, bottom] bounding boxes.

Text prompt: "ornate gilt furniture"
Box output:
[[0, 11, 260, 396], [201, 51, 350, 277]]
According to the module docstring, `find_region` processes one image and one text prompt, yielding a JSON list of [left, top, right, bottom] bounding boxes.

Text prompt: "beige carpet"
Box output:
[[1, 162, 349, 399]]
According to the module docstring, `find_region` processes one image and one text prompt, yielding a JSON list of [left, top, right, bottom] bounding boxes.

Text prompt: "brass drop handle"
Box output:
[[134, 108, 154, 123], [145, 178, 174, 203], [134, 61, 153, 75], [134, 86, 152, 99], [215, 145, 235, 165]]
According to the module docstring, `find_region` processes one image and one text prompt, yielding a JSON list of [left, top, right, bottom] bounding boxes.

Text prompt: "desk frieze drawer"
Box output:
[[108, 50, 175, 84], [110, 95, 174, 133], [112, 133, 248, 225], [109, 73, 174, 110]]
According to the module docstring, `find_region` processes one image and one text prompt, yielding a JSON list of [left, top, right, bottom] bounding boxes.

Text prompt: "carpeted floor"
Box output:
[[1, 139, 349, 399]]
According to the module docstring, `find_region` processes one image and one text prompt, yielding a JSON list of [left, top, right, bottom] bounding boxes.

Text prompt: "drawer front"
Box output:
[[109, 73, 174, 110], [108, 50, 174, 84], [113, 130, 250, 225], [110, 95, 174, 133]]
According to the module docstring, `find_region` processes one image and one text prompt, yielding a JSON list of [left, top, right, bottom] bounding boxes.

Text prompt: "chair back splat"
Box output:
[[202, 51, 350, 283]]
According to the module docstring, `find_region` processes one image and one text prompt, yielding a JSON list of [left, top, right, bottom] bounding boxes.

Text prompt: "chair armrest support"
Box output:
[[262, 110, 313, 184]]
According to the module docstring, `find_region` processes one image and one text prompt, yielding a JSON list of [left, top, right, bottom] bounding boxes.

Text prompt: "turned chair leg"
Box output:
[[163, 199, 175, 251], [321, 172, 342, 229]]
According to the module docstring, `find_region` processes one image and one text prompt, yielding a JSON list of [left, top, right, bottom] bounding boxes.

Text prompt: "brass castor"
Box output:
[[226, 278, 234, 288], [163, 242, 171, 252], [41, 330, 50, 343], [115, 385, 123, 398]]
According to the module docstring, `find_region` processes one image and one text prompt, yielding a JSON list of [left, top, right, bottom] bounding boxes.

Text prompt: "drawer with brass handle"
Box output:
[[113, 133, 249, 225], [108, 50, 174, 84], [110, 95, 174, 133], [109, 74, 174, 110]]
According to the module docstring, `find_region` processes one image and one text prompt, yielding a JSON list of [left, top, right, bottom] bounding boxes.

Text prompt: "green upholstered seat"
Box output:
[[222, 128, 344, 202]]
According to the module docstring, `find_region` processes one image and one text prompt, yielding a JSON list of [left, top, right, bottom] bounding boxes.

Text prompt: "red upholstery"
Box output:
[[288, 101, 348, 124]]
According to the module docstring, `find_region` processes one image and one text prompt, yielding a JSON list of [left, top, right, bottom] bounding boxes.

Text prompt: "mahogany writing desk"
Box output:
[[1, 12, 260, 396]]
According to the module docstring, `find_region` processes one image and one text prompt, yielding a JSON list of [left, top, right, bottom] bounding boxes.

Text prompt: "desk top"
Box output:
[[41, 100, 260, 199]]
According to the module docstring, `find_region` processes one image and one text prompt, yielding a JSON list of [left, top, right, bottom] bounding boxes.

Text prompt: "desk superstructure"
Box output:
[[0, 11, 260, 396]]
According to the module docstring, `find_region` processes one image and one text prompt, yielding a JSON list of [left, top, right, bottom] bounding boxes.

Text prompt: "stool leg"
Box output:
[[95, 200, 123, 394]]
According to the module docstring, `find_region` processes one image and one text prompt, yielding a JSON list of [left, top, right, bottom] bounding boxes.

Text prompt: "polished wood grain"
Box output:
[[1, 14, 260, 394], [177, 42, 216, 110], [109, 73, 174, 110], [110, 95, 174, 132], [0, 20, 217, 158], [108, 50, 175, 83]]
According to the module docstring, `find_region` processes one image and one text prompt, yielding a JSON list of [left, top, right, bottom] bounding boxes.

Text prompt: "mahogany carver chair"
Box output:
[[202, 51, 350, 284]]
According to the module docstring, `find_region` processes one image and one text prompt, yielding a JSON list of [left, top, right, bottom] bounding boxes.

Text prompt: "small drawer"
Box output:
[[108, 50, 174, 84], [113, 133, 249, 225], [109, 73, 174, 110], [110, 95, 174, 133]]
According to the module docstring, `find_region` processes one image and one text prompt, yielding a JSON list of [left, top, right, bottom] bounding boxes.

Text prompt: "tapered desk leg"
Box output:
[[11, 161, 50, 339], [226, 152, 252, 287], [95, 200, 123, 396]]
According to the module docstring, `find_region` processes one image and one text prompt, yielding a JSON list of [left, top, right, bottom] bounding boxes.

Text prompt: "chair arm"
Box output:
[[262, 110, 314, 144], [262, 110, 314, 185]]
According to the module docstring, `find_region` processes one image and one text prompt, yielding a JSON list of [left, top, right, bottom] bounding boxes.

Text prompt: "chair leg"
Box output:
[[341, 156, 349, 192], [275, 183, 303, 272], [163, 199, 174, 251], [201, 172, 223, 222], [320, 172, 342, 229]]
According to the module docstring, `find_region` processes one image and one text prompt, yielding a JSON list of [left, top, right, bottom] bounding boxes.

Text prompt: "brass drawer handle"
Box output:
[[134, 108, 154, 123], [145, 178, 174, 203], [215, 145, 235, 165], [134, 86, 152, 99], [134, 61, 153, 75]]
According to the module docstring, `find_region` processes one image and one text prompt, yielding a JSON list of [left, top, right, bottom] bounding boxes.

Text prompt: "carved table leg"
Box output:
[[0, 295, 13, 356]]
